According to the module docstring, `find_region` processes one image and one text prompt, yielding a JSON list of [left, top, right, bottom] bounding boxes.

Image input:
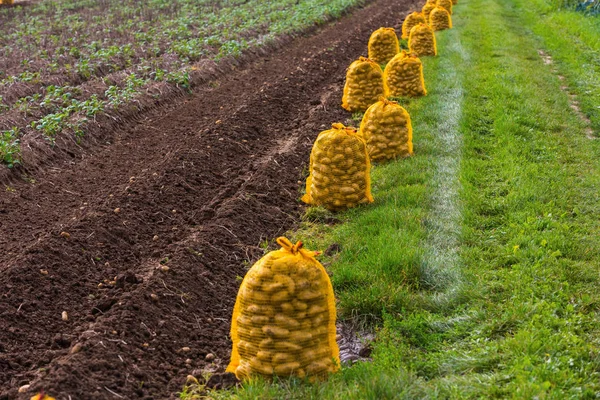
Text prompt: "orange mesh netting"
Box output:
[[359, 98, 413, 161], [367, 27, 400, 65], [302, 123, 374, 211], [226, 237, 339, 380], [430, 7, 453, 31], [384, 51, 427, 98], [341, 57, 387, 112], [401, 12, 426, 40], [408, 23, 437, 57], [436, 0, 453, 14]]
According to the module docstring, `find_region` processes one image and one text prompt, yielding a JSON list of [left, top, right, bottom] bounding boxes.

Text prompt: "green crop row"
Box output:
[[0, 0, 367, 168]]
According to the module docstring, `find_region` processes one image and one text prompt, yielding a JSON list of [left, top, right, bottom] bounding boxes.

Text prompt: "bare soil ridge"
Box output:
[[0, 0, 419, 398]]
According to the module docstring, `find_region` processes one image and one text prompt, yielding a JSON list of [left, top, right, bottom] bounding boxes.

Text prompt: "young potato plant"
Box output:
[[0, 127, 21, 168], [0, 0, 365, 165]]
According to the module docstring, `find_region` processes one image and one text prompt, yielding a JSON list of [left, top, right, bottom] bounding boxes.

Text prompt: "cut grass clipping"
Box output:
[[184, 0, 600, 397]]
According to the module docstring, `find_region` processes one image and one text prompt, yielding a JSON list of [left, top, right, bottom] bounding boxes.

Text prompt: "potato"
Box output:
[[296, 311, 308, 320], [250, 315, 270, 325], [256, 350, 273, 362], [293, 318, 308, 333], [238, 340, 258, 358], [237, 315, 252, 327], [250, 357, 274, 375], [245, 276, 264, 289], [339, 186, 356, 195], [272, 352, 296, 364], [237, 326, 252, 340], [271, 290, 292, 302], [274, 314, 300, 329], [259, 337, 274, 350], [306, 360, 330, 375], [311, 313, 327, 328], [247, 290, 270, 302], [262, 325, 290, 339], [262, 281, 285, 293], [273, 341, 302, 352], [244, 303, 274, 316], [307, 304, 327, 316], [279, 302, 294, 314], [274, 361, 301, 375], [235, 363, 252, 379], [273, 274, 296, 294], [297, 289, 322, 301], [289, 331, 313, 343]]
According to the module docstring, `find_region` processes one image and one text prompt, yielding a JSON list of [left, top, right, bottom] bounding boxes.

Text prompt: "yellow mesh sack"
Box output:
[[384, 51, 427, 98], [422, 2, 436, 20], [367, 27, 400, 65], [1, 0, 15, 4], [302, 123, 374, 211], [408, 24, 437, 57], [359, 98, 413, 161], [30, 395, 55, 400], [401, 12, 426, 40], [226, 237, 340, 380], [430, 7, 452, 31], [436, 0, 453, 14], [341, 57, 387, 112]]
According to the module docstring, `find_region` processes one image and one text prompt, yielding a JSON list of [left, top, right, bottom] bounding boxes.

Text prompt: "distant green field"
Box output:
[[0, 0, 366, 166]]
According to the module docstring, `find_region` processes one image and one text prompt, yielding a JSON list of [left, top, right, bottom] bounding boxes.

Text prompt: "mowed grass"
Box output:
[[183, 0, 600, 397], [512, 0, 600, 133]]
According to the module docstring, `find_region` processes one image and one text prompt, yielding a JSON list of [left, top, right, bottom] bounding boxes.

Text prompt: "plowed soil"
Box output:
[[0, 0, 419, 398]]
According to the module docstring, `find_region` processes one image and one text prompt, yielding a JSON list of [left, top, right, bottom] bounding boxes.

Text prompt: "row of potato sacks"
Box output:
[[226, 0, 460, 383], [422, 0, 454, 31], [341, 4, 454, 114], [301, 104, 413, 211], [342, 30, 429, 115], [226, 116, 413, 380]]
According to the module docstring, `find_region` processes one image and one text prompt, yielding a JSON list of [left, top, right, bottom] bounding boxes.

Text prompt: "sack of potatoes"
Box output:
[[302, 123, 374, 211], [436, 0, 453, 14], [367, 27, 400, 65], [422, 1, 437, 20], [384, 51, 427, 98], [342, 57, 387, 112], [359, 98, 413, 161], [408, 23, 437, 57], [226, 237, 340, 380], [401, 12, 426, 40], [429, 7, 452, 31]]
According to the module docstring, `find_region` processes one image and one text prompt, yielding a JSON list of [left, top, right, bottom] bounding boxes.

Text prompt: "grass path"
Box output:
[[188, 0, 600, 397], [420, 37, 466, 309]]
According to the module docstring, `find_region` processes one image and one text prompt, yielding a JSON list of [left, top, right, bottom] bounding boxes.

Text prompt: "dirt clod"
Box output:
[[205, 373, 239, 390]]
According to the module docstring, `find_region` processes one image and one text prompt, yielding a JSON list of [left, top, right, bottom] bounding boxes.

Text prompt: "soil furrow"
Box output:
[[0, 0, 420, 398]]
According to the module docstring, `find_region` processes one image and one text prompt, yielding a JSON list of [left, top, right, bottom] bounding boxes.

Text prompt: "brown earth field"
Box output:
[[0, 0, 420, 398]]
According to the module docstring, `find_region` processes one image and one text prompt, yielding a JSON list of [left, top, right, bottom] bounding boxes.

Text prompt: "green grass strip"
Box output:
[[511, 0, 600, 133]]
